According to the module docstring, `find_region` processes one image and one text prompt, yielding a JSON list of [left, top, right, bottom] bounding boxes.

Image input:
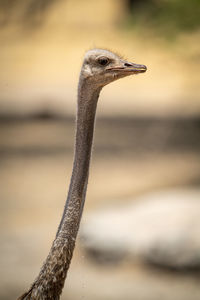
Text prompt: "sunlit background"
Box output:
[[0, 0, 200, 299]]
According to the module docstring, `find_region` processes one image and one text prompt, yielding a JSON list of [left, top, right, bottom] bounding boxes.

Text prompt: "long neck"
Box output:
[[18, 79, 101, 300], [57, 80, 100, 235]]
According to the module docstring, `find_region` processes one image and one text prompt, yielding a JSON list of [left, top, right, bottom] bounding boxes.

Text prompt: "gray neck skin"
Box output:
[[57, 79, 101, 235], [18, 78, 101, 300]]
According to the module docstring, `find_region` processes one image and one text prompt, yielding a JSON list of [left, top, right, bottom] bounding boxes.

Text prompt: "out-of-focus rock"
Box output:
[[80, 188, 200, 269]]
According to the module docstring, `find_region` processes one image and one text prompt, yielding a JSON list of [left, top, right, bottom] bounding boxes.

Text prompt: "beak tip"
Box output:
[[141, 65, 147, 72]]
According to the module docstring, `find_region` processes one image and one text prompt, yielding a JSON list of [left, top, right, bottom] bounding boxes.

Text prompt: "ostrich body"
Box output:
[[18, 49, 147, 300]]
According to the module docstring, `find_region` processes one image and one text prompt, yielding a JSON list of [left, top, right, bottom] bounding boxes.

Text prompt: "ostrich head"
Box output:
[[80, 48, 147, 88]]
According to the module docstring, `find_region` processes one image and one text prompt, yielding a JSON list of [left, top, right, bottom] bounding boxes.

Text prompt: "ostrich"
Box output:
[[18, 49, 147, 300]]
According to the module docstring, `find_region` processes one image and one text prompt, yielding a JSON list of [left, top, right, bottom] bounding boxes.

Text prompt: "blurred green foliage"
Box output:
[[127, 0, 200, 36]]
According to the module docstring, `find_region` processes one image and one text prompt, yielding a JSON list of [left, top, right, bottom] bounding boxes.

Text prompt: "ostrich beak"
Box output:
[[124, 62, 147, 73], [107, 62, 147, 74]]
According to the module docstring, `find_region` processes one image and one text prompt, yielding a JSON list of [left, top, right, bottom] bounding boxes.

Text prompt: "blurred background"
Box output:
[[0, 0, 200, 299]]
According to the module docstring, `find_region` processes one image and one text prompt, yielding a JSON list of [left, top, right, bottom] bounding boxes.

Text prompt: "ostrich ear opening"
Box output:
[[82, 64, 93, 78]]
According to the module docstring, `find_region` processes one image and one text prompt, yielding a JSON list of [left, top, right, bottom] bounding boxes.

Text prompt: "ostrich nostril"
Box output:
[[124, 62, 133, 67]]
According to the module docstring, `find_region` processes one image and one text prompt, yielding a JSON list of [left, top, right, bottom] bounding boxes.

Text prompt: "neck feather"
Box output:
[[18, 79, 101, 300]]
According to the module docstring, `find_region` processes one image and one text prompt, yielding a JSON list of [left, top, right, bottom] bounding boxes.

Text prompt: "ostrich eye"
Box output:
[[98, 57, 109, 66]]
